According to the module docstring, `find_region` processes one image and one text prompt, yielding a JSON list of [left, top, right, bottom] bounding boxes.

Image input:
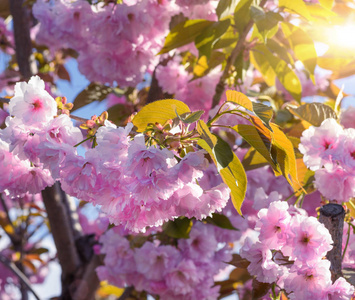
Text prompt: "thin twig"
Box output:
[[211, 0, 268, 109], [0, 254, 41, 300], [70, 114, 89, 124]]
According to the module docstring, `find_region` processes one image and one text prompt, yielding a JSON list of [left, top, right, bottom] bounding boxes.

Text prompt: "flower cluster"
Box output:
[[240, 200, 354, 299], [97, 221, 233, 300], [0, 76, 229, 232], [299, 118, 355, 202]]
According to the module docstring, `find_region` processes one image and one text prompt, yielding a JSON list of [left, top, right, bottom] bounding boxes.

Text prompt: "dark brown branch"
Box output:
[[319, 203, 345, 282], [0, 253, 41, 300], [71, 255, 101, 300], [9, 0, 37, 79], [211, 0, 267, 109], [41, 182, 81, 293]]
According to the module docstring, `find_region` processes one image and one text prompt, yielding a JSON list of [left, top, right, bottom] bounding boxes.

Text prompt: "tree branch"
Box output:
[[0, 253, 41, 300], [319, 203, 345, 282], [211, 0, 267, 109], [9, 0, 37, 79], [41, 182, 81, 294]]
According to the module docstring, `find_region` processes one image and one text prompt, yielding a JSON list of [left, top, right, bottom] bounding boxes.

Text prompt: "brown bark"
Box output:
[[319, 203, 345, 282]]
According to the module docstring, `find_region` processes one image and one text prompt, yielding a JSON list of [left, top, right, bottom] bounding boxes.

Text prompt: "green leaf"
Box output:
[[250, 41, 276, 86], [176, 110, 205, 124], [287, 102, 337, 127], [252, 44, 302, 102], [252, 102, 273, 131], [234, 0, 253, 33], [159, 19, 214, 54], [162, 217, 192, 239], [213, 22, 239, 49], [242, 147, 271, 171], [271, 123, 302, 192], [195, 19, 231, 58], [193, 51, 225, 78], [216, 0, 238, 19], [233, 124, 277, 170], [266, 39, 294, 66], [133, 99, 190, 132], [205, 213, 238, 230], [281, 22, 317, 79], [250, 6, 283, 41], [72, 83, 112, 111], [279, 0, 312, 20], [226, 90, 253, 111], [197, 120, 247, 214]]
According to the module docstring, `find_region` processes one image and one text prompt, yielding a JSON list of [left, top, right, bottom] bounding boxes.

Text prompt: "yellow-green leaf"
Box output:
[[279, 0, 312, 20], [271, 123, 302, 192], [233, 124, 277, 170], [252, 44, 302, 102], [159, 19, 214, 54], [319, 0, 334, 10], [197, 120, 247, 214], [226, 90, 253, 111], [133, 99, 190, 132], [287, 102, 337, 127], [195, 19, 231, 58], [250, 41, 276, 86], [193, 52, 225, 78], [281, 22, 317, 79]]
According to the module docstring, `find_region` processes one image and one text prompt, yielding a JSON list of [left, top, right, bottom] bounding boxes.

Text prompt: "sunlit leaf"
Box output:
[[266, 39, 294, 66], [287, 102, 337, 126], [250, 41, 276, 86], [234, 0, 253, 33], [213, 22, 239, 49], [226, 90, 253, 111], [271, 123, 302, 192], [233, 124, 277, 169], [250, 6, 283, 41], [162, 217, 192, 239], [132, 99, 190, 132], [193, 51, 225, 78], [279, 0, 312, 20], [177, 110, 205, 124], [159, 19, 214, 54], [281, 22, 317, 80], [97, 281, 124, 297], [197, 120, 247, 214], [252, 102, 273, 130], [306, 3, 336, 20], [252, 44, 302, 102], [72, 83, 112, 111], [242, 147, 270, 171], [216, 0, 238, 19], [318, 0, 334, 10], [195, 19, 231, 58]]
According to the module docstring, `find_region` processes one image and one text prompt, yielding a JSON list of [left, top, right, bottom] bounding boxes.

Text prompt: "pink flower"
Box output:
[[299, 118, 344, 171], [255, 201, 291, 250], [282, 215, 333, 262], [284, 260, 332, 299], [240, 237, 283, 283], [9, 76, 57, 125], [314, 165, 355, 202], [340, 106, 355, 129], [326, 277, 355, 300]]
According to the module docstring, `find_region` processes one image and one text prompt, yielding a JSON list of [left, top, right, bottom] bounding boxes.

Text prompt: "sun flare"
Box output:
[[326, 24, 355, 50]]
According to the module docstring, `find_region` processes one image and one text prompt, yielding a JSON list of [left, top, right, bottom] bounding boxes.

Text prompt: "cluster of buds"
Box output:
[[56, 96, 73, 116], [79, 111, 109, 137], [144, 112, 201, 155]]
